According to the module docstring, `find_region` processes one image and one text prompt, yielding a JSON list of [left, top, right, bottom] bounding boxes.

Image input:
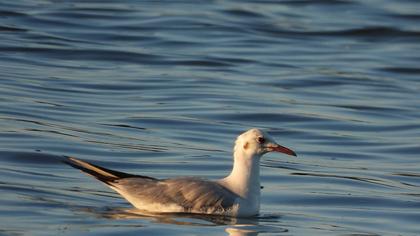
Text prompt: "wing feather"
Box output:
[[114, 177, 238, 214]]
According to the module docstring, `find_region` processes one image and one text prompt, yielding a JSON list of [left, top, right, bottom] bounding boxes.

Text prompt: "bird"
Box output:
[[65, 128, 297, 217]]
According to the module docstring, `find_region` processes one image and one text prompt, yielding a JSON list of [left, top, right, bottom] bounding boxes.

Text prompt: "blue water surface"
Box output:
[[1, 0, 420, 235]]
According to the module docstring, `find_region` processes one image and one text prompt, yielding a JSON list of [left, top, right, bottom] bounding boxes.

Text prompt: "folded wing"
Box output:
[[65, 157, 238, 215]]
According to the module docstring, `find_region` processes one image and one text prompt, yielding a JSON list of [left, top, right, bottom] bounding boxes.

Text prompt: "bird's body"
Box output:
[[66, 128, 296, 217]]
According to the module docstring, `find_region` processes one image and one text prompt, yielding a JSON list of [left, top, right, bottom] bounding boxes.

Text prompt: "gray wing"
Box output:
[[113, 177, 239, 214]]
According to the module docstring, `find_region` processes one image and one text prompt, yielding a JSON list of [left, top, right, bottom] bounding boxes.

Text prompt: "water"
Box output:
[[1, 0, 420, 235]]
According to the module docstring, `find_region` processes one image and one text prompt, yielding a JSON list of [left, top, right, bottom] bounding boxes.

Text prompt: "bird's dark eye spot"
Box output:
[[257, 137, 265, 144]]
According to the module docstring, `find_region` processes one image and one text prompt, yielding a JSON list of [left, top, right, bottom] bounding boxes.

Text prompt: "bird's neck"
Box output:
[[222, 150, 261, 199]]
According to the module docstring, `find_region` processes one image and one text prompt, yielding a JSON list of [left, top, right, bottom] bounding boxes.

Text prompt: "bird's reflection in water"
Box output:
[[78, 207, 288, 235], [225, 228, 259, 236]]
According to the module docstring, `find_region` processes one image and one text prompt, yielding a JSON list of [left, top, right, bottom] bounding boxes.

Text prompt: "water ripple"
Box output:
[[1, 0, 420, 235]]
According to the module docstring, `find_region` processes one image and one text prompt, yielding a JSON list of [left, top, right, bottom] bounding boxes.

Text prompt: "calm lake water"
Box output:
[[1, 0, 420, 235]]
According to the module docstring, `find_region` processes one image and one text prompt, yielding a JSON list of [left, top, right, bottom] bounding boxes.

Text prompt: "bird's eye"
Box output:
[[257, 137, 265, 144]]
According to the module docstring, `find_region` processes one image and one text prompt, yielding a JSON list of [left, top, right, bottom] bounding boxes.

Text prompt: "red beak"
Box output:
[[271, 144, 297, 157]]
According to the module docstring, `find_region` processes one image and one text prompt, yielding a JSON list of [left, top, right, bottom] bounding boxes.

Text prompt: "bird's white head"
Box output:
[[225, 128, 297, 206], [234, 128, 297, 158]]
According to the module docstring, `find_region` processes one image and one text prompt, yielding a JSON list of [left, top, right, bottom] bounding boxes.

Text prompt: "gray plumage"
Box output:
[[65, 157, 238, 215], [115, 177, 237, 214]]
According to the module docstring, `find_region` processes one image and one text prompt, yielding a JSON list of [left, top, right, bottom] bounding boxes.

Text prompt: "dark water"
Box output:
[[1, 0, 420, 235]]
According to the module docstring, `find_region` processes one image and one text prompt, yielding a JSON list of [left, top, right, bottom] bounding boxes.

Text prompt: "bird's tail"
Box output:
[[64, 157, 155, 185]]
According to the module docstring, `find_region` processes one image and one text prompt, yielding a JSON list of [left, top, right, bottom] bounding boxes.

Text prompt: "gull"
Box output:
[[65, 128, 297, 217]]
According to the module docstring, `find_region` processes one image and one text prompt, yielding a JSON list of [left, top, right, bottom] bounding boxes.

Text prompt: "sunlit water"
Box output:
[[1, 0, 420, 235]]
